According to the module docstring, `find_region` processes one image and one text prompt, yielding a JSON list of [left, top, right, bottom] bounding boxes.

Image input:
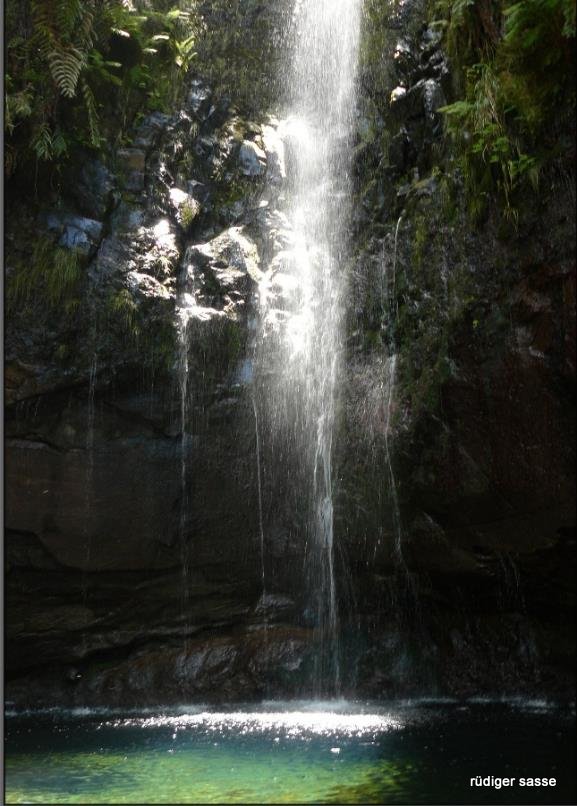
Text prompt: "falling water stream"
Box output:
[[252, 394, 268, 607], [175, 245, 213, 666], [257, 0, 362, 694], [177, 310, 192, 664], [80, 355, 98, 659], [80, 265, 101, 659]]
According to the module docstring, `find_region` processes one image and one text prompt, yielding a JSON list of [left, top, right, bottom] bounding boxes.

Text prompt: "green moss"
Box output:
[[54, 343, 70, 363], [104, 285, 178, 373], [360, 0, 417, 98], [210, 170, 253, 219], [179, 200, 199, 230], [363, 329, 383, 352], [412, 215, 429, 270], [143, 318, 178, 372]]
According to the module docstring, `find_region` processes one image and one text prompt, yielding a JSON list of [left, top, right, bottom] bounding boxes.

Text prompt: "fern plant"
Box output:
[[31, 122, 69, 161], [435, 0, 575, 222], [32, 0, 98, 97], [440, 62, 540, 221], [4, 0, 200, 177]]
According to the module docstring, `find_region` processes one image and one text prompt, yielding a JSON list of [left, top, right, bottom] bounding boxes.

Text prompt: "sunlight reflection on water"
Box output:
[[5, 701, 575, 805], [103, 709, 403, 737]]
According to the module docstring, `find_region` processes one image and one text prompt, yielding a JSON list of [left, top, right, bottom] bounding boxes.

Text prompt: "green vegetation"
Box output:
[[195, 0, 287, 115], [5, 0, 285, 188], [7, 236, 83, 312], [179, 199, 200, 229], [4, 0, 198, 179], [104, 286, 177, 371], [361, 0, 425, 94], [412, 214, 429, 270], [432, 0, 575, 221], [107, 287, 141, 342]]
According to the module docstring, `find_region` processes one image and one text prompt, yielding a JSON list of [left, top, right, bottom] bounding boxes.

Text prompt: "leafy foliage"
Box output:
[[433, 0, 576, 220], [4, 0, 199, 178], [32, 0, 98, 98], [439, 62, 540, 220]]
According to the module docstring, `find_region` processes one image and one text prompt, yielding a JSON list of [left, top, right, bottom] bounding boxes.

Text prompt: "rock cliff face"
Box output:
[[340, 0, 576, 697], [5, 0, 575, 706], [5, 78, 315, 706]]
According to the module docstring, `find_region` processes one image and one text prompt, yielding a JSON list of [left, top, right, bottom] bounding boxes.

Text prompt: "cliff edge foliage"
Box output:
[[4, 0, 199, 180], [434, 0, 576, 221], [4, 0, 282, 190]]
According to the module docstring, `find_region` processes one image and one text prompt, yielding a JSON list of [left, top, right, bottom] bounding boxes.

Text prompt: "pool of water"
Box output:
[[4, 699, 576, 804]]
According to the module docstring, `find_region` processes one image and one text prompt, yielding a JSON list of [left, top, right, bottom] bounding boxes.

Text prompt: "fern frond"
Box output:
[[51, 128, 68, 157], [5, 88, 34, 133], [48, 46, 86, 97], [32, 122, 54, 160], [32, 0, 98, 99], [81, 78, 101, 147], [55, 0, 84, 36], [31, 2, 58, 60], [76, 3, 97, 49]]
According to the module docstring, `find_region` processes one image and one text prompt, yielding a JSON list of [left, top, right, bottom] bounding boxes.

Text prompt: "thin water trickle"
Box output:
[[256, 0, 362, 694], [391, 214, 403, 311], [383, 355, 404, 565], [252, 394, 267, 601], [381, 212, 415, 586], [252, 390, 270, 668], [84, 355, 98, 559], [177, 311, 191, 661], [175, 246, 206, 672], [81, 354, 98, 658]]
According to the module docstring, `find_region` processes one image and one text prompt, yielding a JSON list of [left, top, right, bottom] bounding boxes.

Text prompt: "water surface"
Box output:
[[5, 699, 575, 804]]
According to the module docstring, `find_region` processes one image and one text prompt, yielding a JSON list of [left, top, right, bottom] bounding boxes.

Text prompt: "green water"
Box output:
[[4, 700, 576, 804]]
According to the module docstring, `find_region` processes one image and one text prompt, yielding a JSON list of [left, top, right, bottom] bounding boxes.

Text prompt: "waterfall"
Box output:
[[257, 0, 362, 694]]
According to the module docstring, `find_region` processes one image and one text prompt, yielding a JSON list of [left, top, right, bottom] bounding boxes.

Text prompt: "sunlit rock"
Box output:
[[187, 79, 211, 115], [239, 140, 267, 177], [126, 271, 172, 301], [390, 86, 407, 104], [168, 188, 201, 229], [186, 227, 262, 301]]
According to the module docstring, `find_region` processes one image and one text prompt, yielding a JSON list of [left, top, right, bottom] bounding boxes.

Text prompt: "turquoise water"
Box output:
[[4, 700, 576, 804]]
